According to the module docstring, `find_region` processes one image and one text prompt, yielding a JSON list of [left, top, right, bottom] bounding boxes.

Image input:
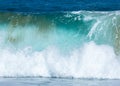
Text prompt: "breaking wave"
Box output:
[[0, 11, 120, 79]]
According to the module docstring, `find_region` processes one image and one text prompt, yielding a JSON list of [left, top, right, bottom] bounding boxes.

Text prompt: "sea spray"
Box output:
[[0, 11, 120, 79]]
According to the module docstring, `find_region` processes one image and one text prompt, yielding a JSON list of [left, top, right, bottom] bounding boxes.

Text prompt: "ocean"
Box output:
[[0, 78, 120, 86], [0, 0, 120, 86]]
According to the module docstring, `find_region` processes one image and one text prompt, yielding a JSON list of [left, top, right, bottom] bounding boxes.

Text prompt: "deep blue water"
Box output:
[[0, 0, 120, 13]]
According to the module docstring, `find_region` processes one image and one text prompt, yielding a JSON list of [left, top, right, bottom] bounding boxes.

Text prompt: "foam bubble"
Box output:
[[0, 41, 119, 79]]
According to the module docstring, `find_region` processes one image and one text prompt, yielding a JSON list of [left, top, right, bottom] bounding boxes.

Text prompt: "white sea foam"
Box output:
[[0, 11, 119, 79], [0, 41, 119, 79]]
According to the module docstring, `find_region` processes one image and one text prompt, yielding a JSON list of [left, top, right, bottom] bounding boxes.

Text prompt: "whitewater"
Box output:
[[0, 11, 120, 79]]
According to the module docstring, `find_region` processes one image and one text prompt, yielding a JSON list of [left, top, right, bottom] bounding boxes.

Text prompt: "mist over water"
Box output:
[[0, 11, 120, 79]]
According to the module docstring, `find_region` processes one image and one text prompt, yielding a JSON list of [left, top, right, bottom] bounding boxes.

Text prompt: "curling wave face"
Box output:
[[0, 11, 120, 79]]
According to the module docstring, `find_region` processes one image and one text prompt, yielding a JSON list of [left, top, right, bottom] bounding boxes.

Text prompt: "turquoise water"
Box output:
[[0, 11, 120, 79], [0, 11, 118, 51], [0, 0, 120, 85]]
